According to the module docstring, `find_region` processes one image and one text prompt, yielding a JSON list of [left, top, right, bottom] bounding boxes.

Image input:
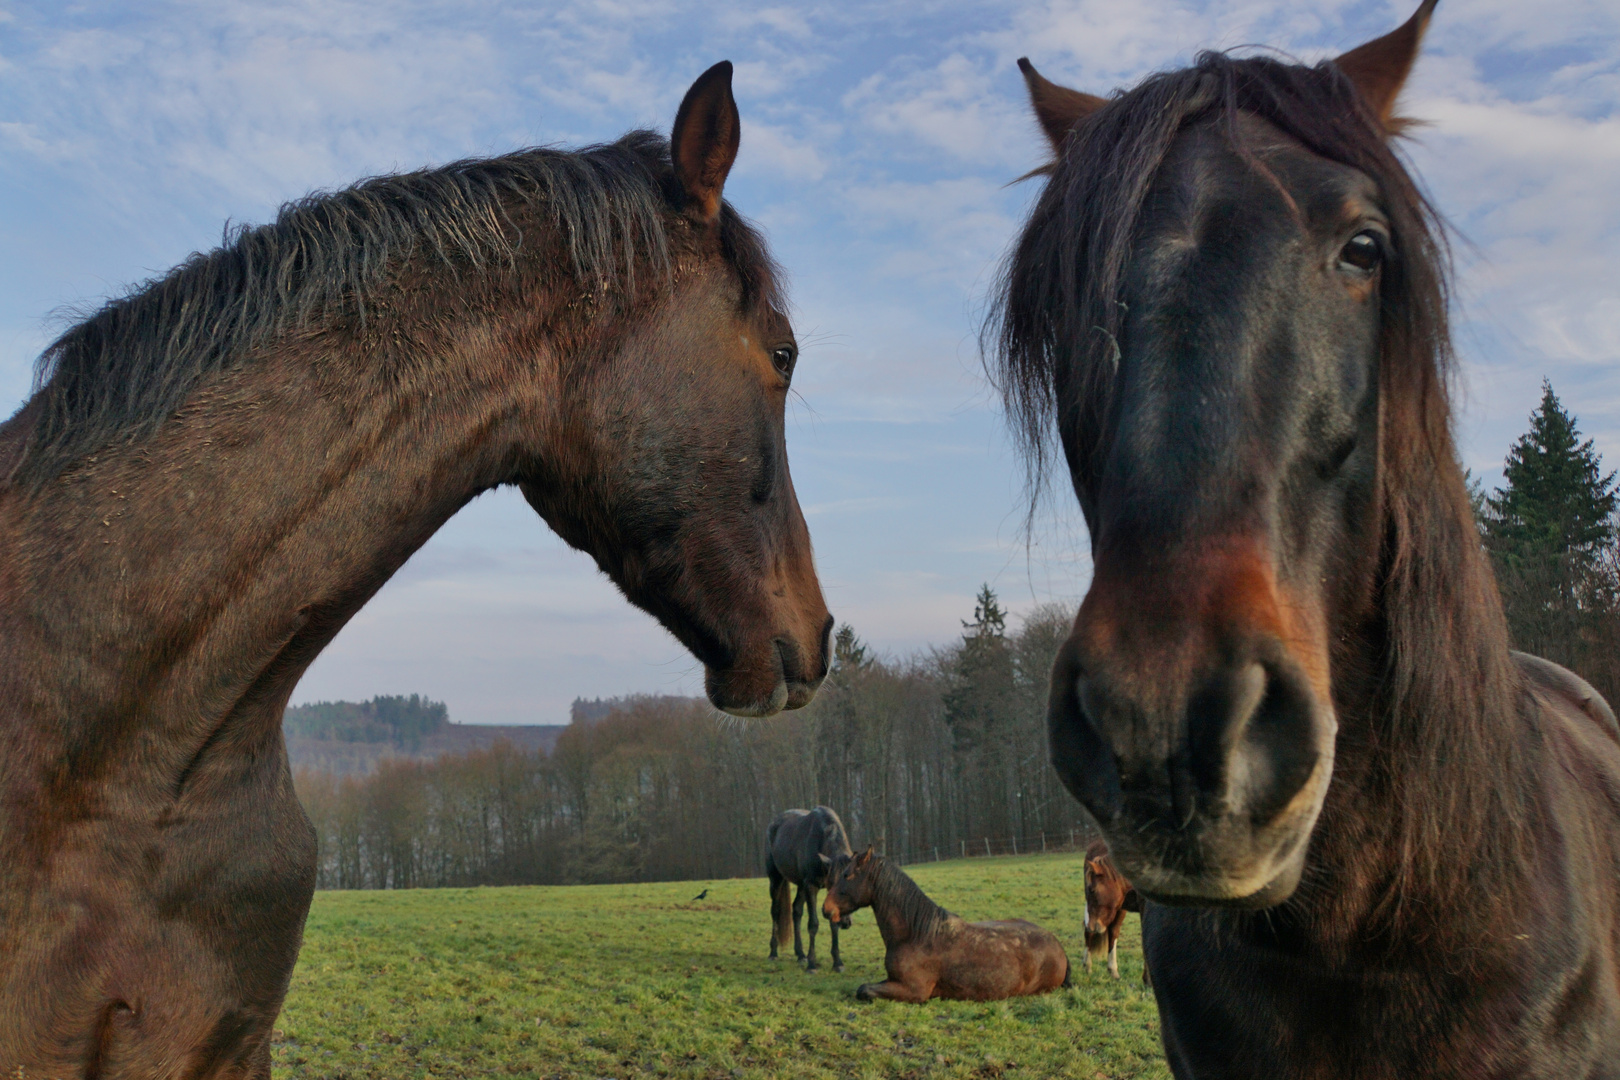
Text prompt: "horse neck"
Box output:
[[1300, 448, 1538, 956], [865, 861, 946, 949], [0, 266, 588, 788]]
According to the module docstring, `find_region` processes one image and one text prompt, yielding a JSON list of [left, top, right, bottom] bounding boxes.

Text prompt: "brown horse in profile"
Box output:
[[766, 805, 853, 972], [822, 847, 1070, 1003], [1082, 838, 1142, 980], [995, 1, 1620, 1075], [0, 63, 831, 1077]]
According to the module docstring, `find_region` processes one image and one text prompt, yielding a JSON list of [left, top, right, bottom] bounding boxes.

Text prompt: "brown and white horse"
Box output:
[[823, 847, 1071, 1003], [0, 64, 830, 1077], [1083, 838, 1143, 980]]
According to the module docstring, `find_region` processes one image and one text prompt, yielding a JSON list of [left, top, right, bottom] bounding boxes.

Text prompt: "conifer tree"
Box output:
[[1482, 380, 1619, 665]]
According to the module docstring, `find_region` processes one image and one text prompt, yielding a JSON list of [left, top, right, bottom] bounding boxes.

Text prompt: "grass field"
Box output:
[[271, 851, 1169, 1080]]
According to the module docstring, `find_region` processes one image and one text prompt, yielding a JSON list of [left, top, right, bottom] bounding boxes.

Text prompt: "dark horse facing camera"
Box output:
[[996, 1, 1620, 1077], [0, 64, 827, 1077]]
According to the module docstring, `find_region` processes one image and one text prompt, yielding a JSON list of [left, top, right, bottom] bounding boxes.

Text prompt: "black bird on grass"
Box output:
[[692, 888, 709, 901]]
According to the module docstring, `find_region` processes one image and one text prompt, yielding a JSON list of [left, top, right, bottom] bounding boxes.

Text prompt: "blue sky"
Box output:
[[3, 0, 1617, 724]]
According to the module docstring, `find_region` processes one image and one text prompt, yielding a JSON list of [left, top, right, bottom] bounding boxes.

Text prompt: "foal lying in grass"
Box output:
[[822, 847, 1070, 1003]]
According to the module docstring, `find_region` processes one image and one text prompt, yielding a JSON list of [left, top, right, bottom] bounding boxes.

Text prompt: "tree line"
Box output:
[[1474, 381, 1620, 705], [293, 380, 1620, 890], [293, 593, 1096, 890]]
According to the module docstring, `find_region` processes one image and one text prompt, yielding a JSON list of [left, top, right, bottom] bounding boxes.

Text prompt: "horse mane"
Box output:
[[989, 52, 1531, 934], [811, 805, 853, 857], [16, 130, 782, 488], [869, 856, 951, 940]]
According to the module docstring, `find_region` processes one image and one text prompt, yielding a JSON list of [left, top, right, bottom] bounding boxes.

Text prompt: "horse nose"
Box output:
[[1068, 647, 1325, 832]]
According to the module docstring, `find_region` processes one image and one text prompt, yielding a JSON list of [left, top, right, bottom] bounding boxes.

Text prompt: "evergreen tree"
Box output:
[[1482, 381, 1619, 664]]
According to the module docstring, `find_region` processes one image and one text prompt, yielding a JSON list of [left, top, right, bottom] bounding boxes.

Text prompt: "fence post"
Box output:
[[1042, 832, 1047, 852], [1012, 835, 1018, 856], [984, 837, 991, 857], [961, 839, 966, 859], [1070, 829, 1076, 848], [934, 846, 939, 862]]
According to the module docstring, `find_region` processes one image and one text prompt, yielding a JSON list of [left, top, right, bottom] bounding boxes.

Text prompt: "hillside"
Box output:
[[284, 695, 564, 775]]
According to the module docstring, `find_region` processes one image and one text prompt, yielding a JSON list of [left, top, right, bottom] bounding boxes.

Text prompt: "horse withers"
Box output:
[[822, 847, 1070, 1003], [1082, 839, 1142, 981], [766, 806, 852, 972], [0, 63, 830, 1078], [996, 1, 1620, 1075]]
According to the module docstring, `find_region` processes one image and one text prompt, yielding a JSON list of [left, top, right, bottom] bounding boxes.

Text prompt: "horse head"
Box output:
[[1003, 2, 1444, 907], [519, 63, 832, 718], [822, 845, 874, 926]]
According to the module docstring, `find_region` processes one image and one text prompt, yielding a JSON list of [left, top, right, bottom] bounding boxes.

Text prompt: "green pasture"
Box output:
[[272, 851, 1168, 1080]]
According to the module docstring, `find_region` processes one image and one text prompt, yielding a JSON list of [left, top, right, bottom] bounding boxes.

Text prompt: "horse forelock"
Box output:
[[991, 51, 1534, 936], [15, 129, 783, 490]]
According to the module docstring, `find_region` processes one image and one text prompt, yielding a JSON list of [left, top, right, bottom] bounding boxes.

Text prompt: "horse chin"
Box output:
[[1130, 846, 1307, 910], [837, 916, 852, 930], [703, 638, 824, 717], [705, 665, 790, 718]]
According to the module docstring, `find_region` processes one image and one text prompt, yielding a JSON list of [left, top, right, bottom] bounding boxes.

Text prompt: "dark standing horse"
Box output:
[[822, 846, 1071, 1003], [0, 64, 832, 1078], [1082, 838, 1142, 980], [766, 805, 852, 971], [996, 3, 1620, 1075]]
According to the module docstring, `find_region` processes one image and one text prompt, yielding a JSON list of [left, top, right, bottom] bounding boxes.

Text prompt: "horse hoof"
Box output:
[[855, 985, 875, 1001], [833, 964, 844, 973]]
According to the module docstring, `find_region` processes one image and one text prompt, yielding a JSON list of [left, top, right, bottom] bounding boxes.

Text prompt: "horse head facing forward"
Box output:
[[998, 2, 1620, 1076], [0, 63, 827, 1078], [1082, 839, 1141, 980], [999, 3, 1452, 908]]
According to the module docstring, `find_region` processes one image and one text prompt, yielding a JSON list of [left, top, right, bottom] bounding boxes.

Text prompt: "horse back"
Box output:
[[1516, 652, 1620, 746], [766, 805, 850, 887], [926, 918, 1068, 1000]]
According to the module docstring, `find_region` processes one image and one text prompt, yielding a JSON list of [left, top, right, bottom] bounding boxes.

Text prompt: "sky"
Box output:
[[2, 0, 1617, 725]]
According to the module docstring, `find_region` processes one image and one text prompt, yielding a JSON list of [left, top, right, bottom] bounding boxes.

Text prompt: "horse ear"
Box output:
[[670, 61, 741, 224], [855, 845, 873, 867], [1333, 0, 1438, 133], [1017, 58, 1106, 156], [818, 852, 832, 867]]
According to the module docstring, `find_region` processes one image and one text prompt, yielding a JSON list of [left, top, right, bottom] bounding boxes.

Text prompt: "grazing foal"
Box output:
[[0, 64, 830, 1078], [997, 2, 1620, 1075], [1083, 839, 1142, 980], [823, 847, 1070, 1003], [766, 805, 853, 971]]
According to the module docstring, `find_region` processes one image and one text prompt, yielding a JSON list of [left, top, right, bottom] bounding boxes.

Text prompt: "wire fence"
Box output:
[[877, 826, 1102, 869]]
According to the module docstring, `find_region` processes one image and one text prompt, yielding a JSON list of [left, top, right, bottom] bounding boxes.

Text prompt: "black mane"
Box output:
[[16, 129, 780, 487]]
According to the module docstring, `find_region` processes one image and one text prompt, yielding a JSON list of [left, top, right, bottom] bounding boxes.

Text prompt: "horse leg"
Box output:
[[1108, 922, 1121, 979], [831, 917, 843, 973], [855, 979, 931, 1003], [804, 886, 821, 971], [792, 885, 807, 964], [768, 863, 789, 960]]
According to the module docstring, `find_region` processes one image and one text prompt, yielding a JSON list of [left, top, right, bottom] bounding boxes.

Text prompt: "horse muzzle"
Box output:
[[706, 624, 831, 717], [1048, 624, 1337, 908]]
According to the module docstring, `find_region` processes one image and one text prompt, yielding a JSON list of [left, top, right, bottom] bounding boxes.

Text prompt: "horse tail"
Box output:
[[1061, 952, 1073, 988], [768, 862, 792, 948]]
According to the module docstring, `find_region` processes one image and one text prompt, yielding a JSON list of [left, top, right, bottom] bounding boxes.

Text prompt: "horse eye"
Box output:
[[770, 345, 797, 379], [1338, 231, 1383, 275]]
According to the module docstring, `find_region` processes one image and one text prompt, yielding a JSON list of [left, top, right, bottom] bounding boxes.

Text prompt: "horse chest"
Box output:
[[1146, 908, 1620, 1079]]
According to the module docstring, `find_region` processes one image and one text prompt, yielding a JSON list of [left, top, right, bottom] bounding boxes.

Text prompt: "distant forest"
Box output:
[[285, 695, 449, 750], [291, 381, 1620, 891], [292, 595, 1096, 890]]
